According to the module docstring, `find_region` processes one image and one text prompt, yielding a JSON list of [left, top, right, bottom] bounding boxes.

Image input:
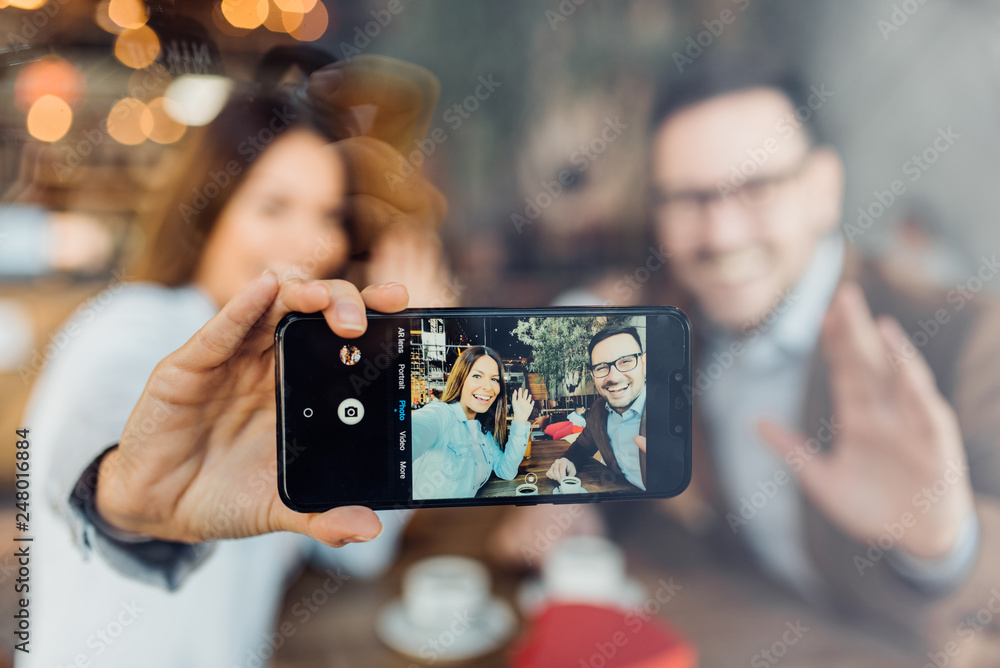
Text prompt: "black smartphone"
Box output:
[[275, 307, 691, 511]]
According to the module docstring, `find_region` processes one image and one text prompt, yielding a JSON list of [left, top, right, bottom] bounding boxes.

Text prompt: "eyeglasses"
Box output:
[[590, 353, 643, 378], [654, 158, 809, 223]]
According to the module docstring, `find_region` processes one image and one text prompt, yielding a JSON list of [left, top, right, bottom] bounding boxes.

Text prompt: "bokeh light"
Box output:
[[221, 0, 269, 30], [107, 97, 149, 145], [115, 25, 161, 69], [275, 0, 316, 12], [288, 0, 327, 41], [8, 0, 47, 9], [14, 57, 85, 112], [141, 97, 187, 144], [26, 95, 73, 142], [108, 0, 148, 29], [163, 75, 233, 127]]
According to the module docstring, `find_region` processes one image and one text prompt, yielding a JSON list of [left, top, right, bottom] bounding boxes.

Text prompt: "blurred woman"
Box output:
[[22, 62, 443, 667], [412, 346, 534, 499]]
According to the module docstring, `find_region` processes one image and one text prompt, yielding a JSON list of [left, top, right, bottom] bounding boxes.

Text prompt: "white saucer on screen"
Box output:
[[376, 598, 517, 661]]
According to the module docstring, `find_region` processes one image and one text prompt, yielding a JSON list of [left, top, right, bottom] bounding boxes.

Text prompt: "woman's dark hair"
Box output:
[[441, 346, 509, 447], [131, 82, 356, 286]]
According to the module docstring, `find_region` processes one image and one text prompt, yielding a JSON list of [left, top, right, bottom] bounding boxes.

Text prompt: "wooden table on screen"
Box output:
[[476, 437, 637, 498]]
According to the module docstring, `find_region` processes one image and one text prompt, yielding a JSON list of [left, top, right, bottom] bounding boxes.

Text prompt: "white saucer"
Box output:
[[376, 597, 517, 662], [516, 576, 647, 616], [552, 485, 588, 494]]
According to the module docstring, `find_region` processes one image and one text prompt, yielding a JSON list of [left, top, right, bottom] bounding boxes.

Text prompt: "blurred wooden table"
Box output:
[[271, 506, 927, 668], [477, 437, 636, 498]]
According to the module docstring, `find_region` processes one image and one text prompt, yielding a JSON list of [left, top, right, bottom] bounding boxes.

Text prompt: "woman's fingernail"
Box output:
[[372, 281, 403, 289], [334, 299, 364, 331]]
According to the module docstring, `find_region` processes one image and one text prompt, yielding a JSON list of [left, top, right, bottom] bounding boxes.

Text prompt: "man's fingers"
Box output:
[[634, 435, 647, 454], [822, 284, 887, 408], [758, 419, 832, 499], [877, 315, 949, 435], [175, 271, 279, 371]]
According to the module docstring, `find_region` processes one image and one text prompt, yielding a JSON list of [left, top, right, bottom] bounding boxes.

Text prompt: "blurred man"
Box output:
[[546, 325, 647, 490], [648, 65, 1000, 650]]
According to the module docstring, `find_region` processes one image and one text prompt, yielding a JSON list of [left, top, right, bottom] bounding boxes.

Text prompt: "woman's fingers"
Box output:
[[361, 282, 410, 314], [175, 270, 280, 371], [270, 503, 383, 548]]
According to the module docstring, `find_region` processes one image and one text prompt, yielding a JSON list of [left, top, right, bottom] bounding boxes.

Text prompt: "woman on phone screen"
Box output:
[[412, 346, 534, 499]]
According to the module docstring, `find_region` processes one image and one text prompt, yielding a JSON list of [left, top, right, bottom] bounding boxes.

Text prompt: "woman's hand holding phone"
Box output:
[[94, 273, 408, 548], [510, 387, 534, 424]]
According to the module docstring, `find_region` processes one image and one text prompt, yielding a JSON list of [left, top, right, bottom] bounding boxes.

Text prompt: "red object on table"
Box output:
[[544, 422, 584, 440], [510, 603, 697, 668]]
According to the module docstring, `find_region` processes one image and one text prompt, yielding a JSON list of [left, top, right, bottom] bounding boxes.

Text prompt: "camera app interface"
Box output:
[[400, 314, 651, 501]]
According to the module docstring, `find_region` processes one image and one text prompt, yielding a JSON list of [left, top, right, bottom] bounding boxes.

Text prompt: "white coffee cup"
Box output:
[[557, 476, 585, 494], [402, 556, 489, 630], [516, 483, 539, 495], [541, 535, 627, 604]]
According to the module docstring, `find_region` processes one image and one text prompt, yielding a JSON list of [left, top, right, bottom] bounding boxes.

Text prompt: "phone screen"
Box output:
[[276, 307, 691, 511]]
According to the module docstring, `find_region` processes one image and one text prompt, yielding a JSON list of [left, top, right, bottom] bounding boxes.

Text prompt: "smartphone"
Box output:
[[275, 307, 691, 511]]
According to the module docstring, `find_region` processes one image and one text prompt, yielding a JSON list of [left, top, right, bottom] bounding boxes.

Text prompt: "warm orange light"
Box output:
[[14, 57, 85, 112], [115, 25, 160, 69], [141, 97, 186, 144], [109, 0, 148, 29], [94, 0, 123, 34], [264, 0, 290, 33], [9, 0, 48, 9], [211, 2, 251, 36], [107, 97, 148, 145], [289, 0, 327, 41], [221, 0, 268, 30], [26, 95, 72, 142], [281, 7, 304, 33], [275, 0, 316, 11]]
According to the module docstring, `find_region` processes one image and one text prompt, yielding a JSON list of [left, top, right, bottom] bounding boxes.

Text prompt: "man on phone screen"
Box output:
[[546, 325, 647, 491]]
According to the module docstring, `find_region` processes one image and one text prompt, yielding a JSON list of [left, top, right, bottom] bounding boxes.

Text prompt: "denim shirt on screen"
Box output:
[[411, 400, 529, 499]]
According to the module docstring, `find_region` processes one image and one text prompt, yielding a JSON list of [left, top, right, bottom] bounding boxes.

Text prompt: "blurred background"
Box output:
[[2, 1, 999, 666]]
